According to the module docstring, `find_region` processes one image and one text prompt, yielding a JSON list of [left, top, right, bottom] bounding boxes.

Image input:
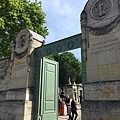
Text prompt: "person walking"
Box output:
[[65, 95, 71, 120], [79, 90, 82, 105], [58, 96, 62, 115], [71, 98, 78, 120]]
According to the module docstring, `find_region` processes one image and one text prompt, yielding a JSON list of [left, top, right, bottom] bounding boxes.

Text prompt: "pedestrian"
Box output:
[[65, 95, 71, 120], [71, 98, 78, 120], [79, 95, 82, 105], [79, 90, 82, 107], [58, 96, 62, 115], [67, 105, 71, 120]]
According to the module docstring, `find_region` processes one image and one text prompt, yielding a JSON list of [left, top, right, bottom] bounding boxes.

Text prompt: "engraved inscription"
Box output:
[[91, 0, 112, 19], [90, 38, 120, 55]]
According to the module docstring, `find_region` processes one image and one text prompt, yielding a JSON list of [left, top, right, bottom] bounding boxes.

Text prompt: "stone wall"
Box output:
[[0, 29, 44, 120], [84, 81, 120, 101], [81, 0, 120, 119], [82, 0, 120, 83], [82, 101, 120, 120], [0, 57, 10, 91]]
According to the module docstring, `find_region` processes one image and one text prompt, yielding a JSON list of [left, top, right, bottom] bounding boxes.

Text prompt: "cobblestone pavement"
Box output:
[[58, 103, 81, 120], [58, 109, 81, 120]]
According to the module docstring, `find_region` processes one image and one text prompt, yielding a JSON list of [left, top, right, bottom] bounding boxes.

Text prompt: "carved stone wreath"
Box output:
[[88, 15, 120, 36]]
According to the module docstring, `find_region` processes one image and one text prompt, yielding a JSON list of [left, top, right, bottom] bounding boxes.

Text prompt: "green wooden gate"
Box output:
[[34, 33, 86, 120]]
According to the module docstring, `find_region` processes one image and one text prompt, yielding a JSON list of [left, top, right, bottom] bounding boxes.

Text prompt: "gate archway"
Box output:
[[34, 33, 85, 120]]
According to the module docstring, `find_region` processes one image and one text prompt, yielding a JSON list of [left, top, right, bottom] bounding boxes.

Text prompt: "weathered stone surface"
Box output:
[[87, 66, 98, 82], [83, 0, 120, 83], [81, 1, 120, 119], [0, 100, 34, 120], [87, 33, 120, 82], [84, 81, 120, 101], [0, 88, 33, 101], [82, 101, 120, 120], [0, 101, 24, 120], [0, 29, 43, 120]]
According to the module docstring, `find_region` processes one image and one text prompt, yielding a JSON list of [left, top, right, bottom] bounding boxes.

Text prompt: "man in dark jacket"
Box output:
[[71, 98, 78, 120]]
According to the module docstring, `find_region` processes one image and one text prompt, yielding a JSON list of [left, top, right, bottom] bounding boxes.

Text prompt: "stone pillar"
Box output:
[[81, 0, 120, 120], [81, 10, 88, 62], [0, 29, 44, 120]]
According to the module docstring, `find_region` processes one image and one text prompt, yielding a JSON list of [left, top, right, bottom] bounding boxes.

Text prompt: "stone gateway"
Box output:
[[1, 0, 120, 120]]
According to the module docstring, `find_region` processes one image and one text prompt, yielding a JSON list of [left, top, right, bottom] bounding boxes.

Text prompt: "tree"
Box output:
[[46, 52, 82, 87], [0, 0, 48, 57]]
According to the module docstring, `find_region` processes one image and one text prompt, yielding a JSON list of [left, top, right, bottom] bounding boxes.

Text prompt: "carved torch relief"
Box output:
[[91, 0, 112, 20]]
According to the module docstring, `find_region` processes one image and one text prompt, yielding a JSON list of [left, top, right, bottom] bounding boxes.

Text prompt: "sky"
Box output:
[[39, 0, 87, 61]]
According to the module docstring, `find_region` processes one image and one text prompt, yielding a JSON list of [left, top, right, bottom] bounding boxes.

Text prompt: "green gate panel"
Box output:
[[36, 58, 59, 120]]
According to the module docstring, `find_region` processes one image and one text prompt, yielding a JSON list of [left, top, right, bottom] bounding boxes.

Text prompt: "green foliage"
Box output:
[[0, 0, 48, 57], [45, 55, 55, 61], [47, 52, 82, 87]]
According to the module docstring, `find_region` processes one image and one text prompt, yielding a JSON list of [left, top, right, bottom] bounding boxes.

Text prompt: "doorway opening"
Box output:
[[34, 33, 82, 120], [45, 48, 82, 120]]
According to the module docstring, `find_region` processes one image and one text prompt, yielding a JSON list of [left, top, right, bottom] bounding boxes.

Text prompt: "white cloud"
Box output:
[[41, 0, 87, 60], [42, 0, 73, 17]]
